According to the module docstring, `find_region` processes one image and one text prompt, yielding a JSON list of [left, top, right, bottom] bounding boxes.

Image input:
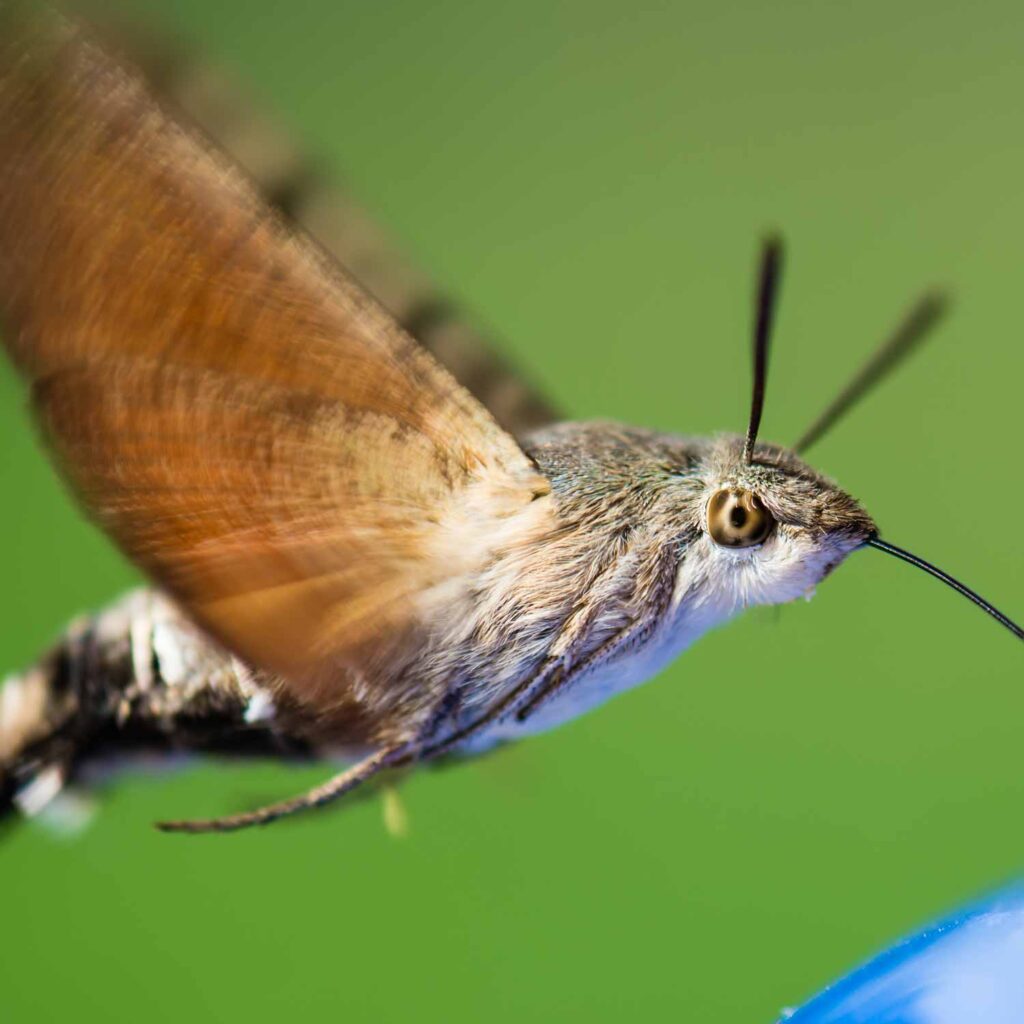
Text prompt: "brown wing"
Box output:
[[98, 15, 559, 438], [0, 6, 549, 715]]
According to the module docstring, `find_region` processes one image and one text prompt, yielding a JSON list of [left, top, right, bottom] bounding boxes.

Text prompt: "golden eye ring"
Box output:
[[706, 488, 774, 548]]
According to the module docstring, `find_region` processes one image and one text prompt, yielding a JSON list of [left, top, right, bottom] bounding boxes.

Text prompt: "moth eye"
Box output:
[[706, 488, 774, 548]]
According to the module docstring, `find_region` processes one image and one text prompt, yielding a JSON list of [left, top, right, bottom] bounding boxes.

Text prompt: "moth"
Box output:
[[0, 5, 1019, 834]]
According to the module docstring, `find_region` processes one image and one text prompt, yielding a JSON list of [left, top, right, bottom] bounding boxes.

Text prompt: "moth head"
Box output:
[[690, 434, 875, 609], [702, 236, 1021, 640]]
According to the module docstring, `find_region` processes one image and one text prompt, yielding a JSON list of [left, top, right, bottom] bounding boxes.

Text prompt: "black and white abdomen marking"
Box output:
[[0, 589, 304, 822]]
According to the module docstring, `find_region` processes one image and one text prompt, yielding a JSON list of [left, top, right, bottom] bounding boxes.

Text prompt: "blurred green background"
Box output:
[[2, 0, 1023, 1020]]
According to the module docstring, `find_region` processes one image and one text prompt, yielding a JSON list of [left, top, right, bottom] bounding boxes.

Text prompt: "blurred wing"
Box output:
[[101, 16, 559, 438], [0, 7, 549, 704]]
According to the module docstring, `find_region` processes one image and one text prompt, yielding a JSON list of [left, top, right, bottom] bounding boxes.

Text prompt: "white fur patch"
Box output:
[[35, 788, 97, 837], [0, 669, 49, 762], [233, 657, 278, 724], [14, 763, 65, 817], [129, 596, 155, 694], [243, 688, 276, 725], [152, 620, 189, 687]]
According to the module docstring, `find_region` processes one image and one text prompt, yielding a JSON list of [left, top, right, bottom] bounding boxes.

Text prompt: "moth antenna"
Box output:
[[866, 537, 1023, 642], [795, 290, 949, 454], [155, 744, 411, 834], [743, 235, 784, 463]]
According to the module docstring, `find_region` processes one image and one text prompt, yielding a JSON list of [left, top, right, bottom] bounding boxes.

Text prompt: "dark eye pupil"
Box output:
[[706, 487, 774, 548]]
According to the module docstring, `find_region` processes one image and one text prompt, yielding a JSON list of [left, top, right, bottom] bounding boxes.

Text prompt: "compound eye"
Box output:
[[706, 488, 774, 548]]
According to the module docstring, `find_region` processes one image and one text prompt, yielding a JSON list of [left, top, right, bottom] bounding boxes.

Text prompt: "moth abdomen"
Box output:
[[0, 589, 307, 825]]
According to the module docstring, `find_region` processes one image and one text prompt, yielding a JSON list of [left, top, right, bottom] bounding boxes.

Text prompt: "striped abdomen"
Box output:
[[0, 589, 304, 823]]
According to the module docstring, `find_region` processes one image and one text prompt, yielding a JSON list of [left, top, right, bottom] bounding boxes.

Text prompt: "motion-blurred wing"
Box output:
[[104, 16, 559, 438], [0, 7, 549, 708]]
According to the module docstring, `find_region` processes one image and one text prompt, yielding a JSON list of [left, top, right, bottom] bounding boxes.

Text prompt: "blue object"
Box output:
[[783, 884, 1024, 1024]]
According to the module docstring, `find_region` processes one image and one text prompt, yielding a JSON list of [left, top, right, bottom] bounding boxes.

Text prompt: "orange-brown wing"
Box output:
[[0, 6, 549, 707], [98, 16, 559, 439]]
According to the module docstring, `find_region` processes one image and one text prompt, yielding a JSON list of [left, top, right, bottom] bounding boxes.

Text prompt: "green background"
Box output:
[[2, 1, 1023, 1020]]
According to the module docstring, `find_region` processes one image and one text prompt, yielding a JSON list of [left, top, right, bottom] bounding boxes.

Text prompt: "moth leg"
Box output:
[[419, 605, 647, 755], [380, 783, 410, 839], [515, 546, 680, 722], [416, 549, 679, 759], [393, 621, 648, 766], [155, 743, 413, 834], [418, 660, 562, 761], [411, 611, 600, 760], [418, 621, 642, 757], [513, 618, 644, 723]]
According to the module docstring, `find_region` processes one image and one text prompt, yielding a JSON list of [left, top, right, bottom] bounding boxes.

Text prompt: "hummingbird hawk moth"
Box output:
[[0, 4, 1019, 834]]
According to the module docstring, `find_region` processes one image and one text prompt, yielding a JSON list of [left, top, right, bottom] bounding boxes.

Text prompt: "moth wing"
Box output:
[[0, 9, 549, 711], [100, 16, 560, 439]]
